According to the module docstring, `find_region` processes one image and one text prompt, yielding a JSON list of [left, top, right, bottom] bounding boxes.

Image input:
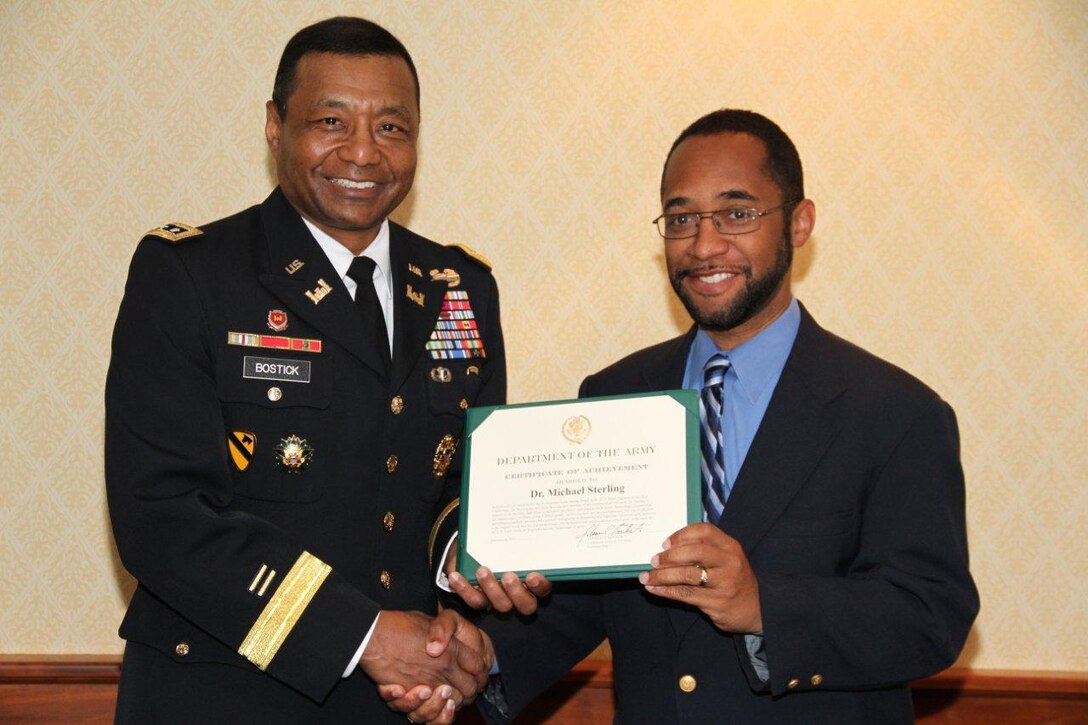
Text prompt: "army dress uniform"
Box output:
[[105, 188, 505, 722]]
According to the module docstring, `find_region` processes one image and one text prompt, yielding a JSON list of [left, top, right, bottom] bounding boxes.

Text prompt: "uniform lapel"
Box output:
[[718, 308, 846, 554], [388, 224, 444, 391], [255, 189, 389, 377]]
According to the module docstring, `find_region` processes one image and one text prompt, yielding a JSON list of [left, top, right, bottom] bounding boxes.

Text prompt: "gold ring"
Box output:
[[695, 563, 709, 587]]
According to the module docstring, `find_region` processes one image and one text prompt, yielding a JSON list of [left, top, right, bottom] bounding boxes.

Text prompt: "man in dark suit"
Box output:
[[390, 109, 978, 723], [106, 17, 500, 722]]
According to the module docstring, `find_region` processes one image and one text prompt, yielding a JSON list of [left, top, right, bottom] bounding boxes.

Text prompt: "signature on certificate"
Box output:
[[575, 521, 646, 547]]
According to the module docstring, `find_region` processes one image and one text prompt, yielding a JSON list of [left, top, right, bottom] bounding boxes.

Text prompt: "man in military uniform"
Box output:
[[105, 17, 502, 721]]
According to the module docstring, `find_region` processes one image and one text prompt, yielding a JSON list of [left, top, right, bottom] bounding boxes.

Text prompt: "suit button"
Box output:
[[390, 396, 404, 414], [678, 674, 696, 692], [787, 678, 800, 689], [810, 674, 823, 686], [175, 642, 190, 657], [380, 570, 392, 589], [383, 512, 395, 531], [386, 455, 399, 473]]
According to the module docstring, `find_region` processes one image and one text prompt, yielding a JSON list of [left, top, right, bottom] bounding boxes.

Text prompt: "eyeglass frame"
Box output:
[[651, 201, 798, 239]]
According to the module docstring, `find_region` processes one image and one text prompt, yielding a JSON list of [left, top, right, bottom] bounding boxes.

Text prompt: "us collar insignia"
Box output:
[[285, 259, 305, 275], [432, 434, 457, 480], [275, 435, 314, 473], [305, 278, 333, 304], [228, 431, 256, 471], [429, 268, 461, 288], [406, 284, 425, 307], [267, 309, 288, 332], [408, 263, 423, 277]]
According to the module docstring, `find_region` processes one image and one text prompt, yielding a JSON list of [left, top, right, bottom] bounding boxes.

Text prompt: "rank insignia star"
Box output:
[[275, 435, 314, 473]]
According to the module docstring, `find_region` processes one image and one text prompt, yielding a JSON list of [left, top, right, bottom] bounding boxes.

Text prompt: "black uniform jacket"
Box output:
[[480, 306, 977, 724], [105, 188, 505, 717]]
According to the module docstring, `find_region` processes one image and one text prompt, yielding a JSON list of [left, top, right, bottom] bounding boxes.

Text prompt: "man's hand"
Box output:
[[444, 539, 552, 615], [639, 522, 762, 633], [361, 610, 491, 708], [378, 610, 496, 723]]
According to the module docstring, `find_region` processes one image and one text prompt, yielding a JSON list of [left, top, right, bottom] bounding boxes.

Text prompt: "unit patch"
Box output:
[[228, 431, 256, 471], [227, 332, 323, 354], [267, 309, 288, 332], [427, 291, 486, 359]]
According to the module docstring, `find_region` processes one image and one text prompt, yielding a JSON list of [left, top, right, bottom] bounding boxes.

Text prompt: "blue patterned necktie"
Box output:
[[699, 354, 731, 524]]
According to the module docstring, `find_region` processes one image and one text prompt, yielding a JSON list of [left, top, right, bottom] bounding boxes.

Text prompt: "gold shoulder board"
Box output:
[[145, 222, 203, 243], [447, 243, 492, 271]]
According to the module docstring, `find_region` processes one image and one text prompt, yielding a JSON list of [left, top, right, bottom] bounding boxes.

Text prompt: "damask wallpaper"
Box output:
[[0, 0, 1085, 672]]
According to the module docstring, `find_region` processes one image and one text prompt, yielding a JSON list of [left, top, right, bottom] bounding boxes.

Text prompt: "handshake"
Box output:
[[365, 562, 553, 724]]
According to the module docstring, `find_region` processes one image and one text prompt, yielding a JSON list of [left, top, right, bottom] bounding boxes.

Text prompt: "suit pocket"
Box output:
[[764, 509, 855, 539]]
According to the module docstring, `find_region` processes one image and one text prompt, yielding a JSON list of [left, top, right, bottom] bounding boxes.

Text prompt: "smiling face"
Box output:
[[265, 52, 419, 254], [662, 131, 814, 349]]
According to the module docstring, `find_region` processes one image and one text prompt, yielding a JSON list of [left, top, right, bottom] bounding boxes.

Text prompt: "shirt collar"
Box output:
[[302, 217, 392, 293], [689, 298, 801, 404]]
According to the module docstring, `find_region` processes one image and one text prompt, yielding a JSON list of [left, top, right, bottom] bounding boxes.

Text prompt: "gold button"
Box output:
[[383, 512, 395, 531], [380, 570, 391, 589], [459, 398, 468, 411], [386, 455, 398, 473], [267, 386, 282, 401], [787, 678, 800, 689], [390, 396, 404, 415], [678, 674, 696, 692], [175, 642, 190, 657], [810, 674, 823, 686]]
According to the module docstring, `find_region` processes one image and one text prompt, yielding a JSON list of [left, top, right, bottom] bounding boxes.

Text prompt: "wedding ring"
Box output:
[[695, 563, 709, 587]]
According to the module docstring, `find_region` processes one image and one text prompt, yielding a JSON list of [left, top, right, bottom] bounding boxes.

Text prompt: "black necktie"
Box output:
[[346, 256, 391, 373]]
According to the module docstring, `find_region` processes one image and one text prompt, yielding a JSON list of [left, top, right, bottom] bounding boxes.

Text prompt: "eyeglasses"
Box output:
[[652, 202, 795, 239]]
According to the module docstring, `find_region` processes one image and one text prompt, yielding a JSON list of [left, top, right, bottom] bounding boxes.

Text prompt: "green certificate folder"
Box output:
[[457, 389, 700, 582]]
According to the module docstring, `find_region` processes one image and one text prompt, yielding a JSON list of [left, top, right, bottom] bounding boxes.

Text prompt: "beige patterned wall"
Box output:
[[0, 0, 1085, 673]]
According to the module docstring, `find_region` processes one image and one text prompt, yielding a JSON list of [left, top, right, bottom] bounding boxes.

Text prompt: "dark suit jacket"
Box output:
[[481, 306, 977, 724], [105, 188, 505, 721]]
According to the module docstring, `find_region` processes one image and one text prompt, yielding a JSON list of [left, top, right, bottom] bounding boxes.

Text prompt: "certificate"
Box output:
[[457, 390, 700, 581]]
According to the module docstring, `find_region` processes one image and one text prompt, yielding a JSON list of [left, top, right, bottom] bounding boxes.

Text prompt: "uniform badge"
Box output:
[[285, 259, 305, 275], [145, 222, 203, 243], [408, 263, 423, 277], [228, 431, 256, 471], [275, 435, 314, 473], [267, 309, 288, 332], [427, 291, 486, 359], [429, 268, 461, 288], [227, 332, 322, 354], [432, 434, 457, 480], [429, 366, 452, 383], [406, 284, 425, 307], [305, 279, 333, 304]]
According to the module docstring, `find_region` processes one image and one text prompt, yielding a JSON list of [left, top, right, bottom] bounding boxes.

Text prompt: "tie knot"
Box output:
[[347, 255, 378, 285], [703, 353, 730, 388]]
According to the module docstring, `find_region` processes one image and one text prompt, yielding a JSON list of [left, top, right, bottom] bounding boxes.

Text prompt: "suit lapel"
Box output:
[[254, 189, 388, 377], [662, 309, 846, 638], [719, 308, 846, 553], [388, 225, 444, 390]]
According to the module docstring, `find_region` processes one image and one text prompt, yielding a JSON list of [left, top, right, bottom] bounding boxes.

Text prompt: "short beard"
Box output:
[[671, 234, 793, 332]]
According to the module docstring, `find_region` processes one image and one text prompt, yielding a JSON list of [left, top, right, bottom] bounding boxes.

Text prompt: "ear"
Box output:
[[265, 100, 283, 154], [788, 199, 815, 249]]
